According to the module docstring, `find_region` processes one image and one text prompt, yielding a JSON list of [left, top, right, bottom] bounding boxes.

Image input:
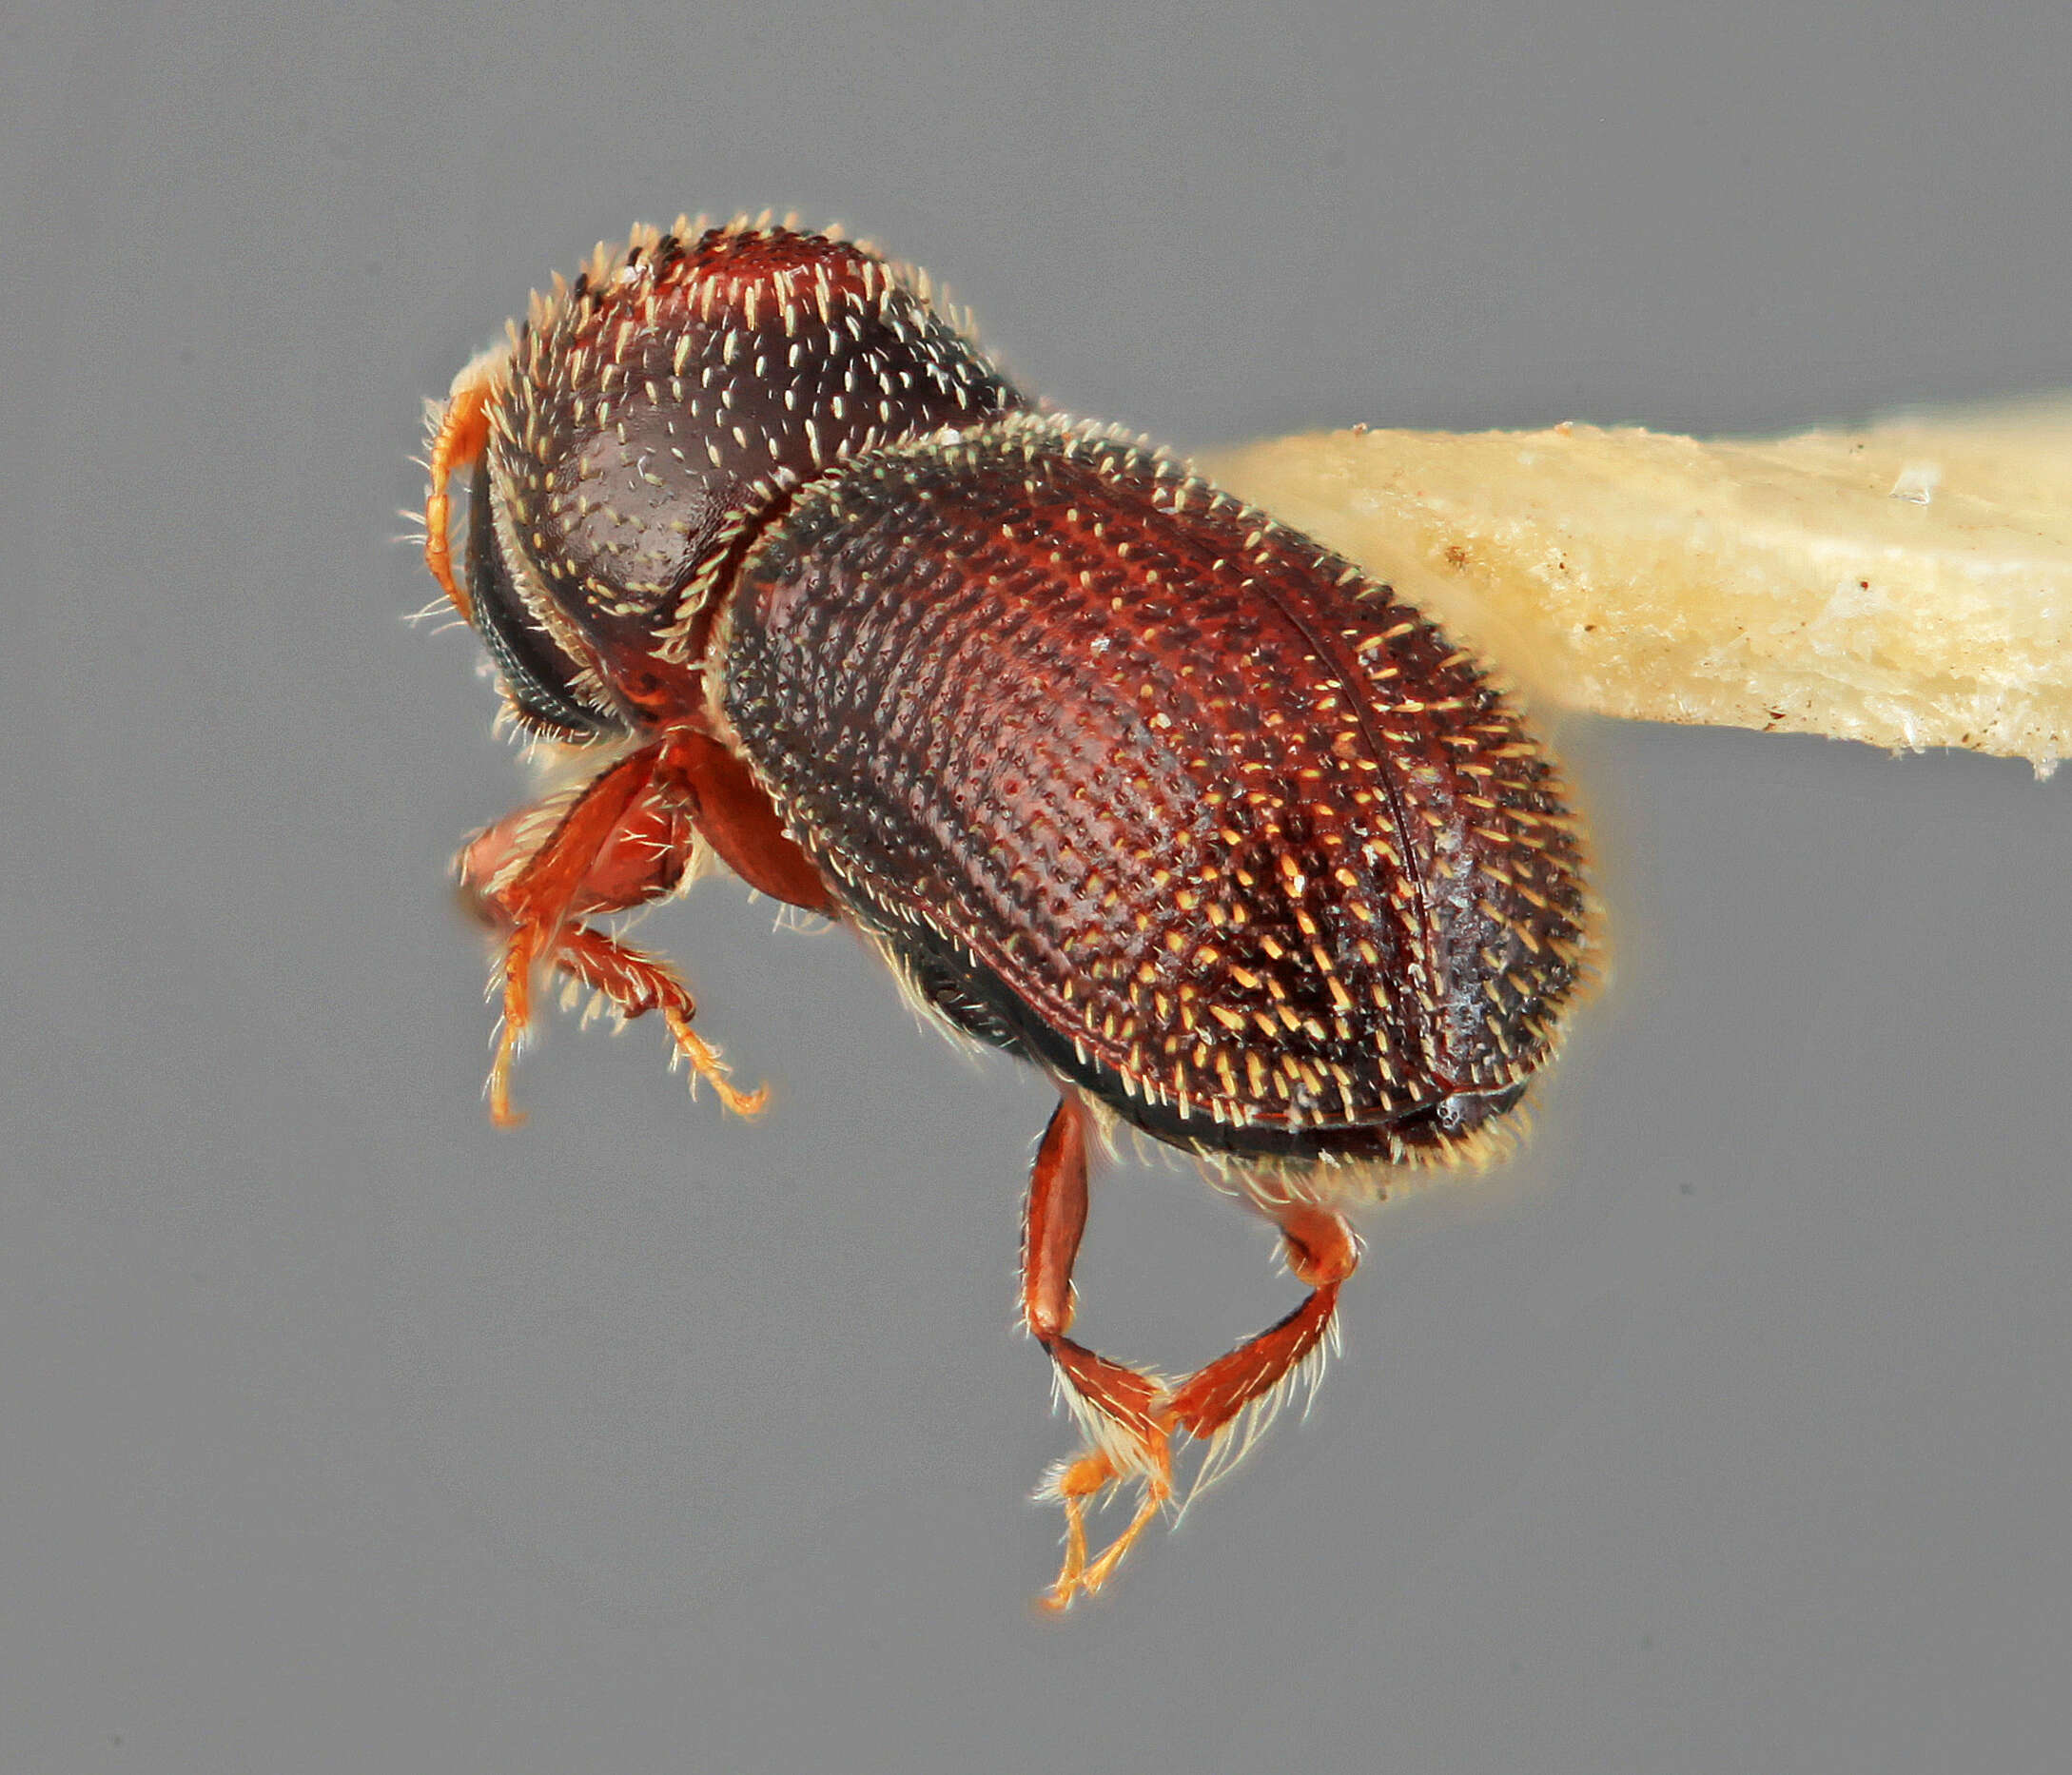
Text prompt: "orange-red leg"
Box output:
[[1161, 1200, 1359, 1498], [1020, 1094, 1174, 1609], [1019, 1106, 1361, 1607], [421, 348, 499, 624], [457, 731, 829, 1125], [661, 731, 832, 913]]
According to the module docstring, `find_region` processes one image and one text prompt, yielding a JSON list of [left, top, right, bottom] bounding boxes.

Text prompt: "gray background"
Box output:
[[6, 3, 2071, 1770]]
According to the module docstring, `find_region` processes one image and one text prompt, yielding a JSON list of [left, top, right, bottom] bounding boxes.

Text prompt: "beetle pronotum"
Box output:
[[420, 215, 1595, 1606]]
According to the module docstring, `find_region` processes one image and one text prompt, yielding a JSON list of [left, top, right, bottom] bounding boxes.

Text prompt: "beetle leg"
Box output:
[[549, 926, 767, 1119], [1020, 1092, 1175, 1609], [655, 731, 833, 914], [422, 346, 501, 625], [1158, 1200, 1360, 1500], [458, 739, 765, 1125]]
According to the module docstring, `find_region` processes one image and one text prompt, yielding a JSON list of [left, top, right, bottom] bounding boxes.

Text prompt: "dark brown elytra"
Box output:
[[421, 215, 1595, 1608]]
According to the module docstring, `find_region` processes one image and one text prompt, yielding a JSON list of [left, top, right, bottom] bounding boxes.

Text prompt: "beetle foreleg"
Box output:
[[1020, 1092, 1175, 1609], [457, 738, 766, 1125], [551, 925, 767, 1119], [421, 346, 500, 625]]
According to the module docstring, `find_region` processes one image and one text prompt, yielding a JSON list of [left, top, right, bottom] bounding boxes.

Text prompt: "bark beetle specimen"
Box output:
[[421, 217, 1593, 1606]]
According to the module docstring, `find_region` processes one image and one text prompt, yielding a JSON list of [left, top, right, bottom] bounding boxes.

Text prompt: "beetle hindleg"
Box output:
[[1020, 1092, 1175, 1609], [458, 738, 765, 1125], [1017, 1107, 1364, 1603], [1161, 1200, 1359, 1498]]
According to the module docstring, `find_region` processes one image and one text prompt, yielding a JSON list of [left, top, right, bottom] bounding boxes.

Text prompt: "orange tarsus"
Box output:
[[664, 1008, 770, 1118], [487, 922, 540, 1128], [1041, 1447, 1171, 1612]]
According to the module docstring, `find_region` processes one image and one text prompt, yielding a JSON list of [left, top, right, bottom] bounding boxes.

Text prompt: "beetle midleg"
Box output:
[[1158, 1200, 1359, 1487], [1020, 1092, 1174, 1609], [458, 736, 768, 1126], [656, 731, 832, 914]]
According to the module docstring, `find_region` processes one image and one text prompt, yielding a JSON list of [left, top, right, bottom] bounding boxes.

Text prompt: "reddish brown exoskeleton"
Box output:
[[421, 215, 1595, 1607]]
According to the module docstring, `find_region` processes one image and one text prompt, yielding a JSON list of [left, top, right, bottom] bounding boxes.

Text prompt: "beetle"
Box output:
[[420, 215, 1595, 1607]]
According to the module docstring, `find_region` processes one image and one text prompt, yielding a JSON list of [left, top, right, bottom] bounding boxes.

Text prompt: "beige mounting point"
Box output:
[[1206, 400, 2072, 773]]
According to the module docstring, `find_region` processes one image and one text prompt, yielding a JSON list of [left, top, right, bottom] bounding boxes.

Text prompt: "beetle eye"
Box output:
[[463, 455, 623, 739]]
